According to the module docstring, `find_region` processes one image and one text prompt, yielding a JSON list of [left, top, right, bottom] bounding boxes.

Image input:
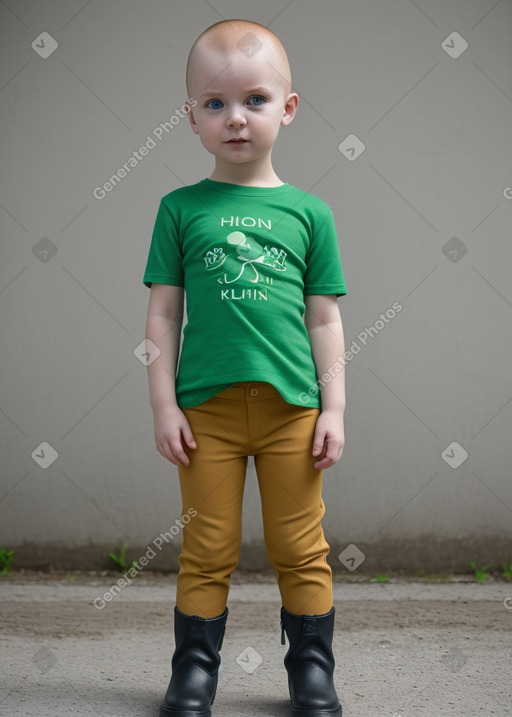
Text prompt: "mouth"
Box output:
[[225, 138, 249, 144]]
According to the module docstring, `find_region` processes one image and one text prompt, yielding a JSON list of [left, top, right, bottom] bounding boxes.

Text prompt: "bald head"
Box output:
[[186, 19, 292, 98]]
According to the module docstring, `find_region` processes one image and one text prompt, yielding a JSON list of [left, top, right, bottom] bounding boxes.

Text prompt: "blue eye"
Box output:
[[248, 96, 265, 106], [206, 99, 224, 110]]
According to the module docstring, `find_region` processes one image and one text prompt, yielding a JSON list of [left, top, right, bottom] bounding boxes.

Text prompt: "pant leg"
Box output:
[[177, 387, 249, 618], [251, 386, 334, 615]]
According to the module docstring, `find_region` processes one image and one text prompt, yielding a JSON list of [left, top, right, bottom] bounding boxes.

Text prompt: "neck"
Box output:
[[209, 156, 284, 187]]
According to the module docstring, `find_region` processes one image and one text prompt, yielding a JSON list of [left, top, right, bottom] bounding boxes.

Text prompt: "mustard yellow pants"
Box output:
[[176, 382, 333, 618]]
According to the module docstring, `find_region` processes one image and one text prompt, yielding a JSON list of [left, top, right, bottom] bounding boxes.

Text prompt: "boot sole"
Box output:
[[159, 709, 211, 717], [159, 680, 216, 717], [291, 707, 342, 717]]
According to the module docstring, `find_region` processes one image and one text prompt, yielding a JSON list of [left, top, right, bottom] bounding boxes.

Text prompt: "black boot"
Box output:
[[281, 606, 342, 717], [159, 606, 228, 717]]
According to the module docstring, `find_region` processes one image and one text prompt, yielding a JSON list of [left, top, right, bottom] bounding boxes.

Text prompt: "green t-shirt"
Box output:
[[143, 178, 347, 409]]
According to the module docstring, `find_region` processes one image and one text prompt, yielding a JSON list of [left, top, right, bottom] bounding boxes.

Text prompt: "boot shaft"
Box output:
[[281, 606, 336, 674], [172, 607, 228, 675]]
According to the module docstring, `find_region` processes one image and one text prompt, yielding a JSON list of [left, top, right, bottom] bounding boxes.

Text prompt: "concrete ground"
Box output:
[[1, 571, 511, 717]]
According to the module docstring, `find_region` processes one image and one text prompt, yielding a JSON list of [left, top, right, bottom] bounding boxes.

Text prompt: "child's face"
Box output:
[[186, 42, 297, 170]]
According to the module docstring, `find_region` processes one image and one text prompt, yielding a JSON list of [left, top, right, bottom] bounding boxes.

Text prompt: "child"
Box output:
[[143, 19, 347, 717]]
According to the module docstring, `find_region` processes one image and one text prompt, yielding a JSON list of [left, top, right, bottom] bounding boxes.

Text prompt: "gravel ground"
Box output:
[[1, 571, 511, 717]]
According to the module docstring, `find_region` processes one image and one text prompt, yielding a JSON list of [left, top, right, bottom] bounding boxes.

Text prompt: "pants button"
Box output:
[[249, 387, 259, 397]]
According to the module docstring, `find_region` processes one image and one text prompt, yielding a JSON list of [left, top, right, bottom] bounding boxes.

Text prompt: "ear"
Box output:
[[184, 100, 200, 135], [281, 92, 299, 127]]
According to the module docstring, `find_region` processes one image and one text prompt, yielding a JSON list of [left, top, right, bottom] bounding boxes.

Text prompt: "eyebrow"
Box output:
[[199, 86, 272, 98]]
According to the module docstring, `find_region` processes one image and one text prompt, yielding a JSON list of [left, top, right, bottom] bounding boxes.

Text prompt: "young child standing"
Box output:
[[143, 19, 347, 717]]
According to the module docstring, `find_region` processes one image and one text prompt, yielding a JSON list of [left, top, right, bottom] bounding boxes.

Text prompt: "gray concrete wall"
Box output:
[[1, 0, 511, 574]]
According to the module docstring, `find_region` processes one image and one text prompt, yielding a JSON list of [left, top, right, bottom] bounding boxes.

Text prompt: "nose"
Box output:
[[226, 106, 247, 129]]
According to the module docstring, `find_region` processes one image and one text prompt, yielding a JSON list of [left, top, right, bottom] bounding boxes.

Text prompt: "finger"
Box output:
[[314, 455, 334, 470], [182, 427, 197, 450], [313, 440, 327, 469], [156, 435, 184, 466], [314, 442, 343, 469], [169, 438, 191, 466], [312, 429, 326, 456], [157, 440, 179, 465]]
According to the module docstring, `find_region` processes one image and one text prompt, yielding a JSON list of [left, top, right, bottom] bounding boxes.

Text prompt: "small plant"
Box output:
[[0, 549, 15, 576], [108, 545, 138, 573], [370, 574, 390, 583], [470, 561, 490, 583], [502, 563, 512, 579]]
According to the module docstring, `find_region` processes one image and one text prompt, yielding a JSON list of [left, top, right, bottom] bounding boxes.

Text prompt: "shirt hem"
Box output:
[[143, 274, 184, 288], [177, 373, 321, 409], [304, 285, 347, 296]]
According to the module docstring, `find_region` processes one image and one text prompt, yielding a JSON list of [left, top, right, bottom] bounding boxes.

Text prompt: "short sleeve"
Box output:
[[143, 199, 184, 288], [303, 206, 347, 296]]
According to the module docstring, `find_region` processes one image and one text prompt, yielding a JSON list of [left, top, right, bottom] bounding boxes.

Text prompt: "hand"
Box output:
[[312, 409, 345, 470], [153, 405, 196, 466]]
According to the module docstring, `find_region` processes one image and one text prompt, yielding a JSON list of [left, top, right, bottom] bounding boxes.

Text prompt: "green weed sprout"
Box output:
[[469, 561, 490, 583], [0, 549, 15, 576], [501, 563, 512, 579], [370, 574, 390, 583], [108, 545, 138, 573]]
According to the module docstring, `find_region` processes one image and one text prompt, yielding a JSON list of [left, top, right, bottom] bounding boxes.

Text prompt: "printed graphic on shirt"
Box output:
[[203, 231, 287, 301]]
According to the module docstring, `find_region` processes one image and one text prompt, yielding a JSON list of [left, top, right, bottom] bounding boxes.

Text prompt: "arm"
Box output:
[[145, 283, 196, 466], [305, 294, 346, 470]]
